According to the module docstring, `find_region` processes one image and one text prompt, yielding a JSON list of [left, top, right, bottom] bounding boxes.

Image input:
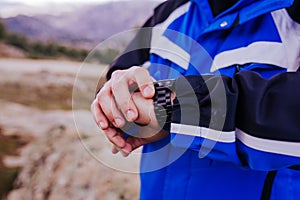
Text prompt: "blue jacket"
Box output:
[[107, 0, 300, 199]]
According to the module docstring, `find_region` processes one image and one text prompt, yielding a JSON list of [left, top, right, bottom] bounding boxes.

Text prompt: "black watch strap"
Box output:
[[153, 79, 175, 130]]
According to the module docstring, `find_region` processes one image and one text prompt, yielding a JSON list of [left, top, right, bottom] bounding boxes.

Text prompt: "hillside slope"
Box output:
[[1, 1, 160, 47]]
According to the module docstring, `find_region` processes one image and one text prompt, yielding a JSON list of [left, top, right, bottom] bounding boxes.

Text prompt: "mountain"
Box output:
[[1, 1, 161, 49]]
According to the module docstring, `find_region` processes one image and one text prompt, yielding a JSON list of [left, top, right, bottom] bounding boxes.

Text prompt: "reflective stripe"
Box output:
[[271, 9, 300, 72], [150, 40, 190, 70], [155, 2, 191, 30], [151, 2, 191, 70], [171, 123, 236, 143], [211, 41, 287, 72], [236, 129, 300, 157], [211, 9, 300, 72]]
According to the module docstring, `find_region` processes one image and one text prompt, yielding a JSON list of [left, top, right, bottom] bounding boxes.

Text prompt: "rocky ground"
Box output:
[[0, 58, 140, 200]]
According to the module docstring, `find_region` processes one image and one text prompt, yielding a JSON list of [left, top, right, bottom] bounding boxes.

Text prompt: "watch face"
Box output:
[[155, 79, 175, 91]]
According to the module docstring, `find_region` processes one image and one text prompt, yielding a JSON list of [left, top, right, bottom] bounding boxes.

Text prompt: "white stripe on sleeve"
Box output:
[[171, 123, 236, 143], [236, 128, 300, 157]]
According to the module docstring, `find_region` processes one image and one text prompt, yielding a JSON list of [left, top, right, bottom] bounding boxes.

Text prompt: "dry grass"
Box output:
[[0, 58, 104, 110], [0, 128, 29, 198], [0, 81, 73, 110]]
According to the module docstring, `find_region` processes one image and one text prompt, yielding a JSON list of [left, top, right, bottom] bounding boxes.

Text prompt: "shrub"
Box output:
[[0, 21, 6, 40], [0, 21, 89, 61], [5, 33, 29, 51]]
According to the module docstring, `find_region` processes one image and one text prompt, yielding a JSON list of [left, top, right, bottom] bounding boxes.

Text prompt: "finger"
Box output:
[[112, 145, 131, 157], [104, 127, 126, 148], [121, 141, 134, 157], [131, 92, 155, 126], [97, 83, 126, 128], [128, 66, 155, 98], [111, 70, 138, 122], [125, 137, 145, 152], [112, 145, 119, 154], [90, 99, 109, 129]]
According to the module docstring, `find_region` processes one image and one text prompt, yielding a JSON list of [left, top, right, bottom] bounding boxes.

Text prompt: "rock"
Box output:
[[7, 130, 140, 200]]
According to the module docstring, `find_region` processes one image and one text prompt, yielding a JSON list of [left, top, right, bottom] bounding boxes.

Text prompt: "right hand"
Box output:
[[91, 66, 155, 128], [91, 67, 155, 155], [111, 92, 169, 156]]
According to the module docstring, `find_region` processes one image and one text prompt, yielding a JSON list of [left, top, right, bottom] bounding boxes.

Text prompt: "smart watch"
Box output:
[[153, 79, 176, 130]]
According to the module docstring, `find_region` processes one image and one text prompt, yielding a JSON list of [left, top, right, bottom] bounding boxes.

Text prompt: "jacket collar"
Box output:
[[208, 0, 238, 16], [191, 0, 294, 33]]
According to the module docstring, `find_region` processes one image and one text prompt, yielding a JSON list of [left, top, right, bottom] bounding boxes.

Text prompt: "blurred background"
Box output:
[[0, 0, 163, 199]]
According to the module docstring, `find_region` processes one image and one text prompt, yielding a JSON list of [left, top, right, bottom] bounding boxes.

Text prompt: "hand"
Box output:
[[111, 92, 169, 156], [91, 67, 157, 156], [91, 67, 155, 129], [92, 91, 168, 157]]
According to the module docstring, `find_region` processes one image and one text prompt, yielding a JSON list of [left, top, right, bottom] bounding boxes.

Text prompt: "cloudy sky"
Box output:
[[4, 0, 131, 5], [1, 0, 163, 17]]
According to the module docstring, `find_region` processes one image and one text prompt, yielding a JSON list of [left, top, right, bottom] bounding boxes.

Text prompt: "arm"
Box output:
[[96, 69, 300, 168], [91, 0, 190, 155], [92, 0, 300, 165], [106, 0, 189, 80], [170, 70, 300, 170], [93, 0, 190, 125]]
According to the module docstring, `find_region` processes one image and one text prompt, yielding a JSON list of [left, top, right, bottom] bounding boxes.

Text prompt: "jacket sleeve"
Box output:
[[170, 70, 300, 170], [103, 0, 300, 171], [106, 0, 189, 80]]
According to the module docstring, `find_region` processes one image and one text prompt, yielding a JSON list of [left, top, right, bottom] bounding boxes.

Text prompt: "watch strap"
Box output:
[[153, 80, 175, 130]]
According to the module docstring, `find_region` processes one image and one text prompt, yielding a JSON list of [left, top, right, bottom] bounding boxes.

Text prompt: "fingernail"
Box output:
[[126, 110, 136, 121], [112, 147, 119, 154], [99, 121, 105, 128], [121, 150, 129, 157], [122, 148, 130, 154], [122, 144, 131, 154], [114, 118, 123, 127], [143, 86, 153, 97]]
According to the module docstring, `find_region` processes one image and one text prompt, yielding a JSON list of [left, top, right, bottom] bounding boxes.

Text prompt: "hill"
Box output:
[[1, 1, 161, 48]]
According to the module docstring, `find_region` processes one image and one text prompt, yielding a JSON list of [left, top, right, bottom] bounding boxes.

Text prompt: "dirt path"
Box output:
[[0, 58, 106, 110], [0, 58, 99, 74]]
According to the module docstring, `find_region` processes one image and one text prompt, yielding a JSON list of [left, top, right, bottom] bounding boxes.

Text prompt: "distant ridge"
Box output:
[[1, 1, 161, 48]]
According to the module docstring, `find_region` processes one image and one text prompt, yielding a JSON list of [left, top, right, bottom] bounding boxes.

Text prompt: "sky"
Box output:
[[3, 0, 130, 6], [1, 0, 162, 17]]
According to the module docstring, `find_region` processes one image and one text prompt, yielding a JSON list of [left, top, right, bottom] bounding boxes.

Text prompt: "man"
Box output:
[[91, 0, 300, 199]]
